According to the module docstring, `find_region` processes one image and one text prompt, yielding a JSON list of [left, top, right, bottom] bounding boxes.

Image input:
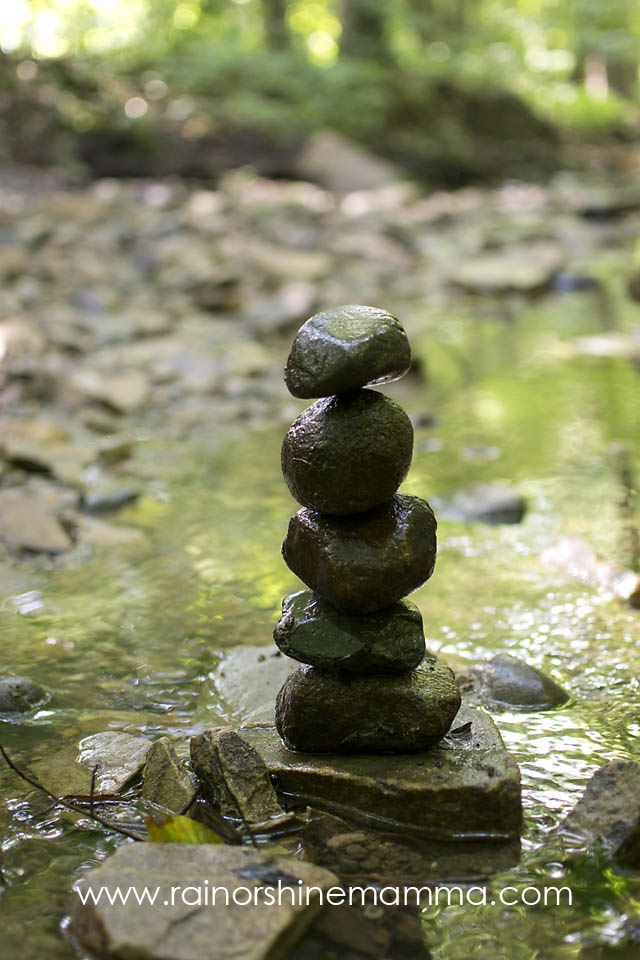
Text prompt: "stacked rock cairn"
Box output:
[[274, 305, 461, 754]]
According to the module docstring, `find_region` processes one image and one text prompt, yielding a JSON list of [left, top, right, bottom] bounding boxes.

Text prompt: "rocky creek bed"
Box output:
[[2, 164, 640, 958]]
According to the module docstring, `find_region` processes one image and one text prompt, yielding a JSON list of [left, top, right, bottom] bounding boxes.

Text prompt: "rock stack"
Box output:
[[274, 305, 460, 754]]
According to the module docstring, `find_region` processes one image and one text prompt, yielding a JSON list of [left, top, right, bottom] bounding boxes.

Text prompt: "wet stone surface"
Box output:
[[246, 705, 523, 838], [282, 494, 437, 614], [70, 843, 339, 960], [281, 389, 413, 515], [284, 304, 411, 398], [190, 726, 283, 823], [275, 656, 460, 754], [457, 653, 570, 711], [0, 676, 48, 713], [558, 760, 640, 866], [32, 731, 151, 797], [142, 737, 197, 814], [274, 591, 426, 674]]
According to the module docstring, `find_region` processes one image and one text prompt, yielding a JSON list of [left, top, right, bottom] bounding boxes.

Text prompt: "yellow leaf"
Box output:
[[146, 815, 223, 844]]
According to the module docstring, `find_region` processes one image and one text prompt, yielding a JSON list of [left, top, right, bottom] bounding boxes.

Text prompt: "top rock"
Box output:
[[284, 305, 411, 399]]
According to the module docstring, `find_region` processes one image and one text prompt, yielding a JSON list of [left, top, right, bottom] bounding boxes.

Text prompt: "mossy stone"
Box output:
[[281, 389, 413, 515], [274, 591, 425, 674], [285, 305, 411, 399], [282, 494, 437, 614], [275, 657, 460, 754]]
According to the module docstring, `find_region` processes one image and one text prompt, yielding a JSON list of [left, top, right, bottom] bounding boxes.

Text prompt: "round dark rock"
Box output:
[[282, 494, 437, 614], [274, 591, 425, 674], [0, 676, 48, 713], [275, 656, 460, 753], [284, 305, 411, 399], [281, 390, 413, 515], [457, 653, 570, 711]]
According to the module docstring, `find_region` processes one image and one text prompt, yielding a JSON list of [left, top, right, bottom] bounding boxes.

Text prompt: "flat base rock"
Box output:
[[244, 706, 522, 841], [69, 843, 338, 960]]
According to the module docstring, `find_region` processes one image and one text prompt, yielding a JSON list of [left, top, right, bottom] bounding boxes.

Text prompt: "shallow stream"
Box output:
[[2, 180, 640, 959]]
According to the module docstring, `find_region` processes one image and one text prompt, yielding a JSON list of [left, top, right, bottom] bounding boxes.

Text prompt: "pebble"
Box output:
[[284, 305, 411, 398], [281, 389, 413, 514], [274, 591, 425, 674], [282, 494, 437, 614], [275, 656, 460, 753]]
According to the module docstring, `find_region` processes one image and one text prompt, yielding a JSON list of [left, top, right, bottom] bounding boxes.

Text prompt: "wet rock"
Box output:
[[457, 653, 570, 711], [190, 727, 283, 822], [0, 489, 72, 553], [0, 676, 48, 713], [284, 305, 411, 399], [275, 656, 460, 754], [70, 843, 338, 960], [82, 487, 139, 514], [293, 901, 432, 960], [448, 243, 564, 293], [142, 737, 197, 813], [32, 731, 151, 797], [282, 494, 437, 614], [281, 390, 413, 515], [245, 705, 522, 839], [296, 130, 403, 193], [71, 368, 149, 413], [303, 814, 520, 883], [274, 591, 425, 674], [209, 646, 296, 726], [436, 483, 526, 525], [540, 535, 640, 607], [559, 761, 640, 866]]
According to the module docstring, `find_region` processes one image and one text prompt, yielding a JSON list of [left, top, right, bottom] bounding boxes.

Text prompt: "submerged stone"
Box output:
[[284, 305, 411, 399], [457, 653, 570, 711], [436, 483, 526, 525], [32, 731, 151, 797], [558, 760, 640, 866], [190, 727, 283, 823], [0, 676, 48, 713], [282, 494, 437, 614], [274, 591, 425, 674], [245, 706, 523, 839], [275, 656, 460, 754], [281, 389, 413, 515], [70, 843, 338, 960]]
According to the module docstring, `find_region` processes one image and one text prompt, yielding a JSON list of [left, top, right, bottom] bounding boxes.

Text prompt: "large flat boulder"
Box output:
[[69, 843, 339, 960], [243, 706, 522, 841]]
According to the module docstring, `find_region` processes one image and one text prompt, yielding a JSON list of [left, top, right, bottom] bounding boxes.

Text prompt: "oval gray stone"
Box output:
[[284, 305, 411, 399], [457, 653, 570, 711], [275, 657, 460, 754], [282, 494, 437, 614], [281, 390, 413, 515], [274, 591, 425, 674]]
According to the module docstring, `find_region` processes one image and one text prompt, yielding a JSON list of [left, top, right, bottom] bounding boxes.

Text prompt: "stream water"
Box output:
[[2, 185, 640, 959]]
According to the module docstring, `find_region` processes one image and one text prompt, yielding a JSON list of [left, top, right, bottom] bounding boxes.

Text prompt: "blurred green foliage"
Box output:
[[1, 0, 639, 181]]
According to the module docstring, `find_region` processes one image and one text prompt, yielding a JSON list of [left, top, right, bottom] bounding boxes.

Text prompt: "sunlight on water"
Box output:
[[2, 225, 640, 958]]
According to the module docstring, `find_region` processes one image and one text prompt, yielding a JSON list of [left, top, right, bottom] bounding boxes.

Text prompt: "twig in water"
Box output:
[[0, 743, 142, 842]]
